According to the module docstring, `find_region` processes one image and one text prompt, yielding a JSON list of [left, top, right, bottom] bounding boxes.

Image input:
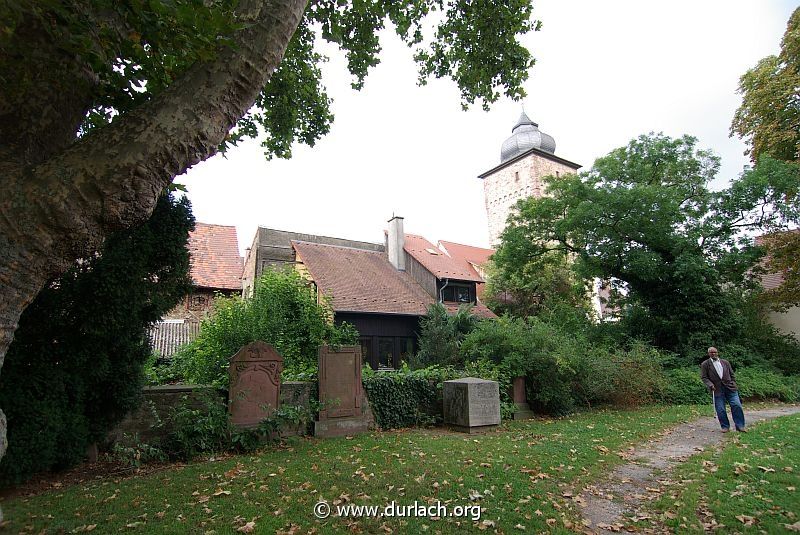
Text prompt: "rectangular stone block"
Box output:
[[443, 377, 500, 432], [315, 345, 373, 437]]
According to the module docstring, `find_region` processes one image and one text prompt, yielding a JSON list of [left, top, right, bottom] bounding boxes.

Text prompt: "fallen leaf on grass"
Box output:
[[237, 521, 256, 533], [785, 521, 800, 532], [735, 515, 756, 526], [758, 466, 776, 473]]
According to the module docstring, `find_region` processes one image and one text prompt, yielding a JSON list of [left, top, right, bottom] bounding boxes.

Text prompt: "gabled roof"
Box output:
[[188, 223, 243, 290], [292, 241, 433, 315], [404, 234, 484, 282], [438, 240, 495, 281]]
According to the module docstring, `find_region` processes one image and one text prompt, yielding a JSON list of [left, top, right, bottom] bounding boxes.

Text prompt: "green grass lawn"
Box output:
[[2, 405, 704, 534], [650, 413, 800, 533]]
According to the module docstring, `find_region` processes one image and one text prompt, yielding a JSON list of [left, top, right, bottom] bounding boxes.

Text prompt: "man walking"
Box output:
[[701, 347, 746, 433]]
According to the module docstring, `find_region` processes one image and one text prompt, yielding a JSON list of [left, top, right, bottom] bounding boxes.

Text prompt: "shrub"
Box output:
[[607, 343, 667, 407], [661, 368, 709, 405], [160, 393, 316, 460], [162, 392, 231, 461], [173, 268, 358, 387], [0, 194, 193, 485], [413, 303, 478, 368], [362, 367, 440, 429], [736, 367, 797, 401], [460, 316, 579, 415]]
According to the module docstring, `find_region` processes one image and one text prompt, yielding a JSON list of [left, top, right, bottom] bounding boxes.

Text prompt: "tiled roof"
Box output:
[[149, 320, 200, 358], [404, 234, 484, 282], [437, 240, 495, 281], [188, 223, 243, 290], [755, 230, 799, 291], [761, 272, 784, 291], [292, 241, 434, 315]]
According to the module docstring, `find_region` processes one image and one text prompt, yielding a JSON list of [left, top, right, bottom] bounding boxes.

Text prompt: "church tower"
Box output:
[[479, 112, 581, 245]]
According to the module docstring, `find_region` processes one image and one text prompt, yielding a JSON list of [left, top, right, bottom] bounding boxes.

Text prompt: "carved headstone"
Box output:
[[444, 377, 500, 432], [511, 375, 535, 420], [315, 345, 373, 437], [228, 341, 283, 429]]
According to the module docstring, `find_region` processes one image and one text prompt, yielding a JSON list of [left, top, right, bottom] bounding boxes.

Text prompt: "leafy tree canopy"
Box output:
[[731, 8, 800, 310], [493, 133, 800, 353], [731, 7, 800, 164], [2, 0, 539, 160]]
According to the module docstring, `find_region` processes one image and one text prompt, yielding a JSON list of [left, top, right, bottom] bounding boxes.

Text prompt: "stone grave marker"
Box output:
[[315, 345, 373, 437], [511, 375, 535, 420], [443, 377, 500, 432], [228, 341, 283, 429]]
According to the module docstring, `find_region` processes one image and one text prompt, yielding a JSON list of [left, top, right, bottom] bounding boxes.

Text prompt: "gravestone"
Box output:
[[511, 376, 535, 420], [229, 341, 283, 429], [315, 345, 373, 437], [443, 377, 500, 433]]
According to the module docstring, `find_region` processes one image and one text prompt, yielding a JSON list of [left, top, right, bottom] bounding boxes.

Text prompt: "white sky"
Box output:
[[176, 1, 797, 253]]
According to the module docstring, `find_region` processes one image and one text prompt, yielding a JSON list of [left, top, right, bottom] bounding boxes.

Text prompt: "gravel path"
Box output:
[[577, 405, 800, 534]]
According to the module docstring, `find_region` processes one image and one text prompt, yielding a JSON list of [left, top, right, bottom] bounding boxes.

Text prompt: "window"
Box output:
[[189, 295, 208, 310], [360, 336, 416, 370], [377, 338, 395, 369], [441, 283, 474, 304]]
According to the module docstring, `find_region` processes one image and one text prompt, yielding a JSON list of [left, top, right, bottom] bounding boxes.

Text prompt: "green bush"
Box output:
[[661, 368, 709, 405], [413, 303, 478, 368], [607, 343, 667, 407], [737, 367, 797, 401], [660, 366, 799, 404], [362, 367, 440, 429], [0, 194, 193, 485], [173, 268, 358, 387], [460, 316, 581, 415], [162, 393, 232, 461]]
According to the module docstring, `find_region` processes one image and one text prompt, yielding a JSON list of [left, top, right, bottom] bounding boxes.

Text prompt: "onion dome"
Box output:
[[500, 111, 556, 162]]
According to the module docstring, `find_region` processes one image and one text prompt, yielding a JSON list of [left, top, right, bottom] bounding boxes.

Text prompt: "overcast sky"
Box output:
[[176, 1, 797, 253]]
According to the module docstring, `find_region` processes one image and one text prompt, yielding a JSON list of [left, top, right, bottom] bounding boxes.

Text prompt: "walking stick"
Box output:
[[711, 390, 718, 425]]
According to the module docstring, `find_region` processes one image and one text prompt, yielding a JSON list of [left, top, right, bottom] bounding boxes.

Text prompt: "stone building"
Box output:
[[479, 111, 581, 245], [150, 223, 243, 357], [241, 218, 495, 369]]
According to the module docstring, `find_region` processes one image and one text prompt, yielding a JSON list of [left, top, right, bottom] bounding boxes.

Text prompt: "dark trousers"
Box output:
[[714, 387, 745, 430]]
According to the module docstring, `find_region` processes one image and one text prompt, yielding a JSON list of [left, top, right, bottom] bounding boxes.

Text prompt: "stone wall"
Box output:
[[109, 382, 316, 447], [161, 288, 237, 322], [483, 152, 580, 246]]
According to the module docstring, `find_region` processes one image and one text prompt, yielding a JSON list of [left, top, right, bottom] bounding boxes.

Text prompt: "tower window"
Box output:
[[514, 171, 520, 182]]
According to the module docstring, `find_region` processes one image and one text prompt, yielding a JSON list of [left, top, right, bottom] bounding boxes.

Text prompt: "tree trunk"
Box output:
[[0, 0, 309, 464]]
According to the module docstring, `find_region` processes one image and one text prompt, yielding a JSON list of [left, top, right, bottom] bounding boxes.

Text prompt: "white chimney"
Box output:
[[387, 215, 405, 271]]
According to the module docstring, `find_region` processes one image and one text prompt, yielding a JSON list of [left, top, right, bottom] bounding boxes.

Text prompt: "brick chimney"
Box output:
[[387, 215, 405, 271]]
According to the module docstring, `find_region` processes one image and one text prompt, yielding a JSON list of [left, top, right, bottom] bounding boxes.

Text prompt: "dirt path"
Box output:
[[577, 405, 800, 534]]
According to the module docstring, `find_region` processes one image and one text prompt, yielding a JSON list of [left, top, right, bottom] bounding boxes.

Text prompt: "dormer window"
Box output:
[[441, 283, 474, 304]]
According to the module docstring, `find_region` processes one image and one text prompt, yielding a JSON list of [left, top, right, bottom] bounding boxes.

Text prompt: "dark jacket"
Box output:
[[700, 358, 738, 392]]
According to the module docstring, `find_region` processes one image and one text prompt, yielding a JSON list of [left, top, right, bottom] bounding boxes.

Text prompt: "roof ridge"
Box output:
[[291, 240, 384, 254]]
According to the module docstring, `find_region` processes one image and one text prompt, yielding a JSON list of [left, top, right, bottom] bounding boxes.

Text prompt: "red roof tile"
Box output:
[[755, 230, 799, 291], [188, 223, 243, 290], [437, 240, 495, 281], [292, 241, 434, 315], [404, 234, 484, 282]]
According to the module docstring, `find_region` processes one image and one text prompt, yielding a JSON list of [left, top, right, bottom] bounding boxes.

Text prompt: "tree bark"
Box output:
[[0, 0, 309, 463]]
